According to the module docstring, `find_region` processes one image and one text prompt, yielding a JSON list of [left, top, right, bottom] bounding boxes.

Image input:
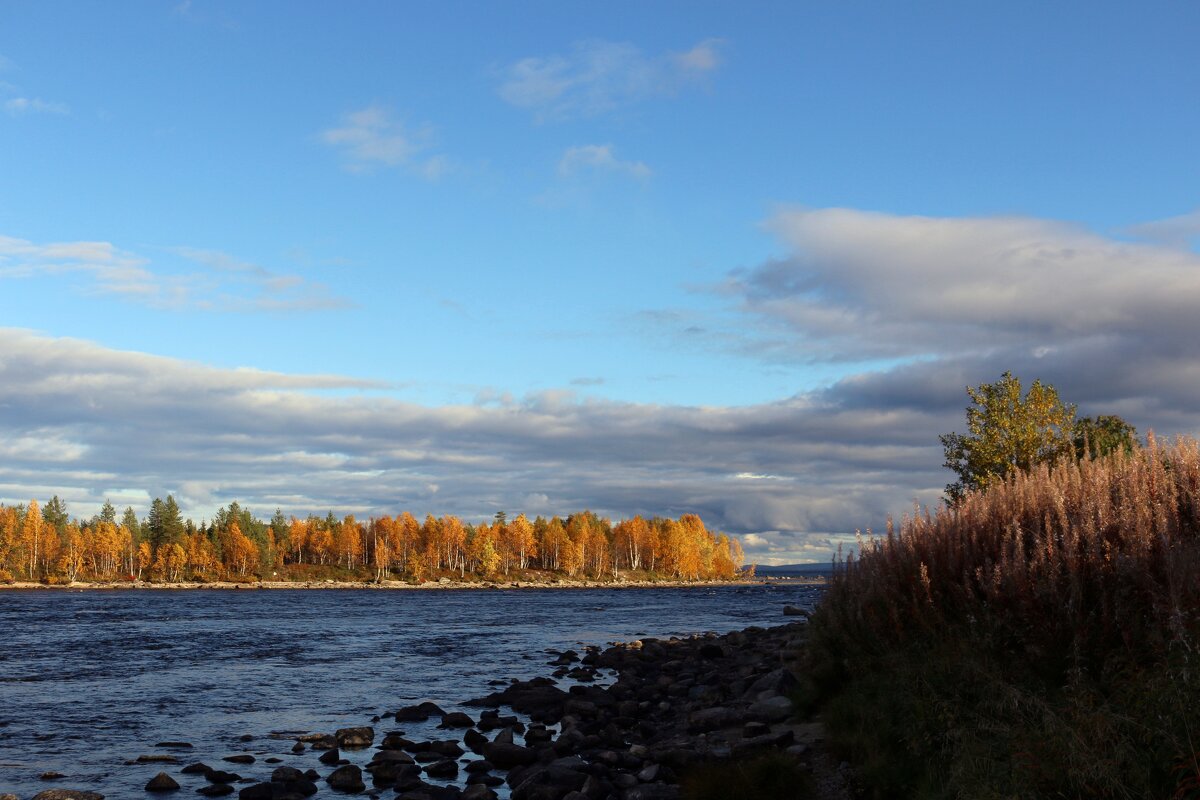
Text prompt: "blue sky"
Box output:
[[1, 2, 1198, 561]]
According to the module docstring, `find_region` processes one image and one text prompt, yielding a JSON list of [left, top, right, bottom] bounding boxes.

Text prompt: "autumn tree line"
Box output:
[[0, 496, 746, 584]]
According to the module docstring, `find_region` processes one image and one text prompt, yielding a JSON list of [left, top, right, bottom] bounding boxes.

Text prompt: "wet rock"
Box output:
[[31, 793, 105, 800], [41, 771, 65, 779], [463, 728, 488, 754], [424, 759, 459, 779], [461, 785, 497, 800], [381, 732, 416, 750], [395, 701, 446, 721], [154, 741, 193, 748], [327, 764, 366, 792], [783, 605, 808, 616], [319, 746, 342, 765], [429, 740, 464, 758], [291, 742, 305, 753], [223, 754, 255, 764], [271, 767, 306, 783], [181, 763, 212, 775], [439, 711, 475, 728], [335, 726, 375, 748], [145, 772, 180, 792], [301, 733, 336, 750], [482, 741, 538, 769], [134, 754, 179, 763], [206, 770, 241, 784], [196, 786, 233, 797]]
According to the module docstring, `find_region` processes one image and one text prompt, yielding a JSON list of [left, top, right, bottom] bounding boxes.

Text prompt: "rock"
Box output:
[[41, 771, 65, 779], [271, 766, 306, 783], [154, 741, 193, 748], [510, 760, 588, 800], [135, 754, 179, 763], [239, 734, 254, 742], [234, 785, 273, 800], [783, 605, 808, 617], [145, 772, 180, 792], [742, 721, 770, 738], [223, 754, 255, 764], [196, 786, 233, 797], [747, 667, 800, 697], [302, 733, 337, 750], [481, 741, 538, 769], [461, 785, 497, 800], [335, 726, 375, 748], [686, 706, 740, 733], [206, 770, 241, 784], [747, 695, 793, 723], [395, 701, 446, 721], [463, 728, 488, 753], [326, 764, 366, 792], [291, 741, 305, 753], [439, 711, 475, 728], [429, 740, 465, 758], [319, 746, 342, 765], [181, 762, 212, 774], [31, 793, 105, 800], [424, 759, 459, 778]]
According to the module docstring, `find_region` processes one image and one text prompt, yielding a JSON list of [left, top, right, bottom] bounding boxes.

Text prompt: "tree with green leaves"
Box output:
[[940, 371, 1077, 502], [1073, 414, 1138, 459]]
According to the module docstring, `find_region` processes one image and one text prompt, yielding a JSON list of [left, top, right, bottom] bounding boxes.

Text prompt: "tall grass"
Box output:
[[805, 435, 1200, 799]]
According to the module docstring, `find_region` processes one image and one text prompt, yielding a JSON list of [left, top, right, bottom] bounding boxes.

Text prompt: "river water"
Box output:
[[0, 583, 823, 798]]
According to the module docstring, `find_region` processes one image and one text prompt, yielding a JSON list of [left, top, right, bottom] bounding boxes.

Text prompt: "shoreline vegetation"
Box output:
[[803, 435, 1200, 799], [0, 503, 753, 588]]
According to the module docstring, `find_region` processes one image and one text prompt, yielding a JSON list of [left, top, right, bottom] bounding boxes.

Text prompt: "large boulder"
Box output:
[[145, 772, 179, 792], [335, 726, 375, 748], [326, 764, 366, 792], [32, 792, 106, 800], [481, 741, 538, 769]]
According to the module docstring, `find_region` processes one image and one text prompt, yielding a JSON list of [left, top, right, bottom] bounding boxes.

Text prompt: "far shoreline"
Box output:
[[0, 576, 824, 591]]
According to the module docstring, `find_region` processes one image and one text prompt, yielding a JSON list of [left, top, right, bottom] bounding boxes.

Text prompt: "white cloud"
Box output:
[[708, 207, 1200, 364], [320, 106, 446, 176], [1126, 208, 1200, 249], [498, 38, 723, 120], [0, 235, 352, 312], [558, 144, 651, 180], [4, 97, 69, 116]]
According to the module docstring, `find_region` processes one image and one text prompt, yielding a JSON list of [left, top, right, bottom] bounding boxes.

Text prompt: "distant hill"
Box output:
[[752, 562, 835, 577]]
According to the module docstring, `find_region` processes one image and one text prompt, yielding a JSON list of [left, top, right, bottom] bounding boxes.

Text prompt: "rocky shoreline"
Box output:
[[7, 619, 849, 800]]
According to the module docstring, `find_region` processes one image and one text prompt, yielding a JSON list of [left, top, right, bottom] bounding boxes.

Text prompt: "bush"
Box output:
[[0, 568, 14, 584], [808, 436, 1200, 799], [681, 752, 814, 800]]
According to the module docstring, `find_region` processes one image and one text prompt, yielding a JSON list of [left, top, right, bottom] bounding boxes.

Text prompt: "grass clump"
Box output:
[[806, 435, 1200, 799]]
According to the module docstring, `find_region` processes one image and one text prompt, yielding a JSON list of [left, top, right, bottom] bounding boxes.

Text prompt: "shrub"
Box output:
[[808, 435, 1200, 798]]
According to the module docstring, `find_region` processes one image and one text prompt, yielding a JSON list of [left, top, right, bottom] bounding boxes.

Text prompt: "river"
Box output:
[[0, 583, 822, 798]]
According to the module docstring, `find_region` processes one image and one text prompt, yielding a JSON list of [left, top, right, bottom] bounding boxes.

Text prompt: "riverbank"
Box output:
[[0, 577, 822, 591]]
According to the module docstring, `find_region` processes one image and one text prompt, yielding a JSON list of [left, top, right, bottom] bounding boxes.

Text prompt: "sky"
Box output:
[[1, 1, 1198, 563]]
